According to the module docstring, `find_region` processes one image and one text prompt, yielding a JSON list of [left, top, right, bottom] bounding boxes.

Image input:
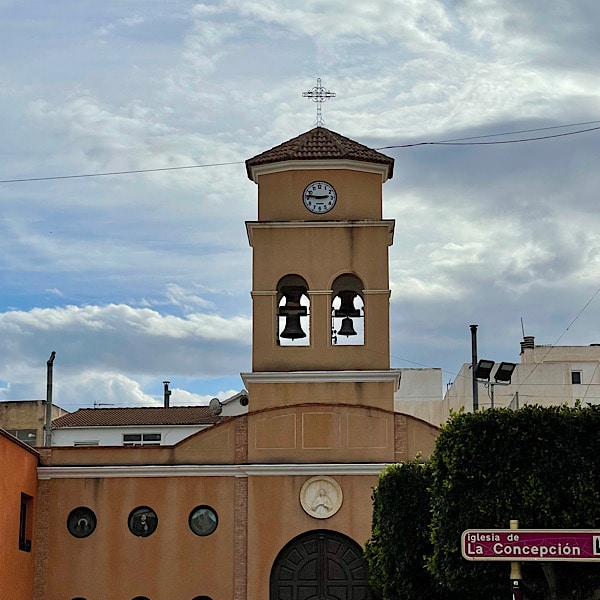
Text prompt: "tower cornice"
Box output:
[[241, 370, 401, 387], [247, 159, 392, 183], [246, 219, 395, 246]]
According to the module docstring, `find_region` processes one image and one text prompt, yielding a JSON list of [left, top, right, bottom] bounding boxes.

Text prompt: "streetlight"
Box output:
[[474, 359, 517, 408]]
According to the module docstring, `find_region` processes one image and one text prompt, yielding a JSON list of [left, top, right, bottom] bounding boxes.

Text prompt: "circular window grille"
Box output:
[[128, 506, 158, 537], [67, 507, 97, 538], [189, 506, 218, 536]]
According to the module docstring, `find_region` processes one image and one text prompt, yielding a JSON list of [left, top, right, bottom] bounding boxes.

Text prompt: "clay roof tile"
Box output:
[[52, 406, 220, 428], [245, 127, 394, 180]]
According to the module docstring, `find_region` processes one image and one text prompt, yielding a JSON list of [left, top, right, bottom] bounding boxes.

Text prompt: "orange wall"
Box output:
[[39, 470, 380, 600], [0, 431, 38, 600], [43, 476, 236, 600], [247, 474, 377, 599]]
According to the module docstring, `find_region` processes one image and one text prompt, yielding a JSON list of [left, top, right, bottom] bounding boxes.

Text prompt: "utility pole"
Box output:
[[470, 325, 479, 411], [44, 351, 56, 447]]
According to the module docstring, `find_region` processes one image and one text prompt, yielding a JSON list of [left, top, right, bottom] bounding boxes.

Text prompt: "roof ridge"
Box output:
[[76, 405, 207, 411]]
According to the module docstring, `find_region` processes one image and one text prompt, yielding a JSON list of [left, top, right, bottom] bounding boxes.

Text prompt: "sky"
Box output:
[[1, 0, 600, 411]]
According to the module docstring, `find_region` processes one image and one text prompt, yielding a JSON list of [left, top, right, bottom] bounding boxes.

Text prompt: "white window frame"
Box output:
[[122, 432, 162, 447]]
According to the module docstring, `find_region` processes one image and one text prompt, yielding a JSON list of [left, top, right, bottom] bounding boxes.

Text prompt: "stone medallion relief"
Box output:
[[300, 475, 343, 519]]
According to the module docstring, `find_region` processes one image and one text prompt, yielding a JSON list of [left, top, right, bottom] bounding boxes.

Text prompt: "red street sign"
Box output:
[[462, 529, 600, 562]]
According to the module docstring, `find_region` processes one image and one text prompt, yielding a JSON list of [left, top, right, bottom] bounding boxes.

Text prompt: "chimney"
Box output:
[[520, 336, 535, 357], [163, 381, 171, 408]]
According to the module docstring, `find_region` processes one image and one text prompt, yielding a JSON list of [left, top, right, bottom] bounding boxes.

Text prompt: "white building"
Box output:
[[51, 390, 249, 447], [394, 336, 600, 426], [394, 367, 445, 424], [404, 336, 600, 426]]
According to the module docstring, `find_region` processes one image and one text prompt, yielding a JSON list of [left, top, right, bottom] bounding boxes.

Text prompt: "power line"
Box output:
[[376, 123, 600, 149], [423, 119, 600, 143], [2, 120, 599, 184], [509, 284, 600, 395], [0, 161, 244, 184]]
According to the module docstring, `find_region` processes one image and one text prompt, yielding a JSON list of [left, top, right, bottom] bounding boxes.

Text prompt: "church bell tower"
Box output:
[[243, 126, 397, 416]]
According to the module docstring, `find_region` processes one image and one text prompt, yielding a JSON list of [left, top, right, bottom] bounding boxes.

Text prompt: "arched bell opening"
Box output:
[[277, 275, 310, 347], [331, 274, 364, 346]]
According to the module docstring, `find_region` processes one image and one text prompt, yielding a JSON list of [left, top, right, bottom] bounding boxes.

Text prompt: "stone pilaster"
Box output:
[[233, 476, 248, 600], [394, 413, 408, 462], [33, 479, 50, 600]]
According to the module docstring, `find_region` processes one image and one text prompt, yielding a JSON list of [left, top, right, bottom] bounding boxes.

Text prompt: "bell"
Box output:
[[337, 316, 357, 337], [278, 285, 308, 340], [278, 286, 308, 315], [280, 313, 307, 340], [334, 290, 360, 317]]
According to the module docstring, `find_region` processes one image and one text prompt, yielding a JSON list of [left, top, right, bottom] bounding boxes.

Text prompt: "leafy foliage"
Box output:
[[368, 405, 600, 600], [365, 460, 454, 600]]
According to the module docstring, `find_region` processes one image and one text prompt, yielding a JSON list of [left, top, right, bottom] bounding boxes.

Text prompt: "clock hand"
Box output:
[[309, 194, 330, 199]]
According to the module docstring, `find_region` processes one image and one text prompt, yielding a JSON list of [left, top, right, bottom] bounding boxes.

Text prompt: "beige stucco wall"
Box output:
[[246, 380, 396, 413], [0, 401, 67, 447], [247, 404, 396, 463], [35, 407, 439, 599], [248, 166, 392, 376], [247, 473, 377, 599], [39, 476, 236, 600], [249, 224, 392, 373], [36, 469, 386, 600], [256, 169, 383, 221]]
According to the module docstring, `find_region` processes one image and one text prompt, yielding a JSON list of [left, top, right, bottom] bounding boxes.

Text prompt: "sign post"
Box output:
[[462, 524, 600, 598], [509, 520, 522, 600]]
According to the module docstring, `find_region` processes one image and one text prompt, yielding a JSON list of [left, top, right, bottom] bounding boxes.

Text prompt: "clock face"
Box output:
[[302, 181, 337, 214]]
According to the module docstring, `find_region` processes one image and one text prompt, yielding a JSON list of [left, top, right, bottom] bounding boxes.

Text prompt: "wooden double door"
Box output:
[[270, 530, 370, 600]]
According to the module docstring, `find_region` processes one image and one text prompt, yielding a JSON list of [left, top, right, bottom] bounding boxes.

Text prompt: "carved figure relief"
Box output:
[[300, 476, 343, 519]]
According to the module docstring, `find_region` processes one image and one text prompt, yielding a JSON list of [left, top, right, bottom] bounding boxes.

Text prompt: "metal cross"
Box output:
[[302, 78, 336, 127]]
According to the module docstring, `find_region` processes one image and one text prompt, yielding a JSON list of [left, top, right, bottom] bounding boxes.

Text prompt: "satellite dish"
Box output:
[[209, 397, 222, 416]]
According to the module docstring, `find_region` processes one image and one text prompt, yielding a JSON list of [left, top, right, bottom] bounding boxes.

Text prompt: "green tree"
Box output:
[[365, 460, 454, 600], [367, 405, 600, 600]]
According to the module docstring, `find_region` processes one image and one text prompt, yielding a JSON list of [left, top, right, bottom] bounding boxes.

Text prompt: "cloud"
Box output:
[[0, 299, 251, 397], [2, 0, 600, 410]]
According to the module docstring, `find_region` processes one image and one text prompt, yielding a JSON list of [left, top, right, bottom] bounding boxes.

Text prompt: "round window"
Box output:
[[128, 506, 158, 537], [67, 507, 97, 538], [189, 506, 218, 536]]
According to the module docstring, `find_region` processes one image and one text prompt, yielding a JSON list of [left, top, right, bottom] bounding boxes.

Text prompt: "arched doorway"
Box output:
[[270, 530, 370, 600]]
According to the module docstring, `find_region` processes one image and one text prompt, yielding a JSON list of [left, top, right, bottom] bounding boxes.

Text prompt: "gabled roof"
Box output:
[[52, 406, 221, 428], [245, 127, 394, 181]]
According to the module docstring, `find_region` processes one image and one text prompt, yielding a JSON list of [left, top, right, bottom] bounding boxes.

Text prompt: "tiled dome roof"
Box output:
[[246, 127, 394, 180]]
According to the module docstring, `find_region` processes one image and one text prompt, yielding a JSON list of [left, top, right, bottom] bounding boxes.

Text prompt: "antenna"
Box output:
[[302, 78, 336, 127]]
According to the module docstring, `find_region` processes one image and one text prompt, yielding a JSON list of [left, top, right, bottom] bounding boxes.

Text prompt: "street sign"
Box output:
[[462, 529, 600, 562]]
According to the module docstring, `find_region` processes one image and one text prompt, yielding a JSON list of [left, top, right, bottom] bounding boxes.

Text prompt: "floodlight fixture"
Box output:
[[494, 361, 516, 383], [474, 359, 495, 381]]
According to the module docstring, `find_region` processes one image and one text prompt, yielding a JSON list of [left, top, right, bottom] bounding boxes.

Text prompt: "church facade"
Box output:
[[25, 127, 438, 600]]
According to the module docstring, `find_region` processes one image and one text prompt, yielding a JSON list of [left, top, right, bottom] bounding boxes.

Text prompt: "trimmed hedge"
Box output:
[[365, 460, 453, 600], [368, 405, 600, 600]]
